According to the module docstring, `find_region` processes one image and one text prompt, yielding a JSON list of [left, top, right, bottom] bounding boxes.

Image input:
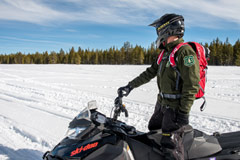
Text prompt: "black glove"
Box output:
[[176, 110, 189, 126], [117, 85, 133, 97]]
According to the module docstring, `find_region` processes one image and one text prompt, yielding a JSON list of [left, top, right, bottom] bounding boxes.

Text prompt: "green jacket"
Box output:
[[128, 38, 200, 114]]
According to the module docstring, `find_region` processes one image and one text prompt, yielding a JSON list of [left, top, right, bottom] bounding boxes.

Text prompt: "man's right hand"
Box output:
[[117, 85, 133, 97], [176, 110, 189, 126]]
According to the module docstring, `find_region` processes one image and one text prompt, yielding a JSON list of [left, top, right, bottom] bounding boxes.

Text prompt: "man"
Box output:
[[117, 13, 200, 160]]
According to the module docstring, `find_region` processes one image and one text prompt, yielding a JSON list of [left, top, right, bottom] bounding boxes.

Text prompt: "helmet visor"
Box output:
[[156, 19, 184, 36]]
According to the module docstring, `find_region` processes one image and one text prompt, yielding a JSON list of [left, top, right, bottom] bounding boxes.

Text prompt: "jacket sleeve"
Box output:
[[177, 46, 200, 114], [128, 60, 158, 88]]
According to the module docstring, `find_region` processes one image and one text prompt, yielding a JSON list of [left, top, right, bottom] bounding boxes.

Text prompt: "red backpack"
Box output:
[[157, 42, 210, 110]]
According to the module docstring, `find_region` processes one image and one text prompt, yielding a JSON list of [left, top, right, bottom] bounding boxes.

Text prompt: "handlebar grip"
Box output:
[[122, 91, 128, 97], [117, 89, 123, 98], [113, 94, 128, 120], [124, 109, 128, 117]]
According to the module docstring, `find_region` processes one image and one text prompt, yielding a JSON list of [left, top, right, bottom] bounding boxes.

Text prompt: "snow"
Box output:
[[0, 64, 239, 160]]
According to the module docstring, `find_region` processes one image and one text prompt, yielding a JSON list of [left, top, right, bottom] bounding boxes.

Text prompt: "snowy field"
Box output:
[[0, 64, 240, 160]]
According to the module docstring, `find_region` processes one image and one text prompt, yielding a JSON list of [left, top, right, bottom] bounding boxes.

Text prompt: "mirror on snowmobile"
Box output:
[[88, 100, 97, 110]]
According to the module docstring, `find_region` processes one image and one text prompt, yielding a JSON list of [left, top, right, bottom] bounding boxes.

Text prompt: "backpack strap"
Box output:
[[200, 96, 206, 111], [159, 92, 181, 99], [169, 42, 190, 90], [170, 42, 208, 111], [157, 50, 165, 65], [169, 42, 190, 68], [157, 42, 189, 66], [156, 43, 190, 90]]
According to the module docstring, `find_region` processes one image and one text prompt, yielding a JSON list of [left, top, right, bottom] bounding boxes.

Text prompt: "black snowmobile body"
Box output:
[[43, 98, 240, 160]]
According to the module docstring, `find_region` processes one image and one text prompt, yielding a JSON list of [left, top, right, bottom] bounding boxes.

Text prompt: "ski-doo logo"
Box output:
[[70, 142, 99, 157]]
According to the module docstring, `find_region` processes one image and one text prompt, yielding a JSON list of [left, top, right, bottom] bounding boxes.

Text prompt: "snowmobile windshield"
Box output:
[[66, 100, 98, 139], [66, 108, 91, 140], [76, 107, 90, 120], [66, 127, 87, 139], [76, 100, 98, 120]]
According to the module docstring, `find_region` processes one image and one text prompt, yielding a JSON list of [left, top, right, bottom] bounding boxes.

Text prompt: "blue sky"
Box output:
[[0, 0, 240, 54]]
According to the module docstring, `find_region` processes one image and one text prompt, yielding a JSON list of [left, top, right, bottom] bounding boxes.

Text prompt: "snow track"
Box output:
[[0, 115, 48, 160], [0, 65, 239, 160]]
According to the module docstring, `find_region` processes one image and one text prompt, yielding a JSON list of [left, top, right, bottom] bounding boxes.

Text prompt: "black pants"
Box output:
[[148, 101, 185, 160]]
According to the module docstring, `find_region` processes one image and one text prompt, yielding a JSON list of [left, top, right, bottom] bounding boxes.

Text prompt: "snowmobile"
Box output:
[[43, 93, 240, 160]]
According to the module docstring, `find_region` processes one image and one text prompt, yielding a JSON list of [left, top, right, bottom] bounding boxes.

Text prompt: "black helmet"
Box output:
[[149, 13, 184, 48]]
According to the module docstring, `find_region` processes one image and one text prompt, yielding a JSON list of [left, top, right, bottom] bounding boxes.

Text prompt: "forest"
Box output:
[[1, 38, 240, 66]]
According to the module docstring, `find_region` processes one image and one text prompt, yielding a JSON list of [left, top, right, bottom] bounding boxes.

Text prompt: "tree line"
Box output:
[[1, 38, 240, 66]]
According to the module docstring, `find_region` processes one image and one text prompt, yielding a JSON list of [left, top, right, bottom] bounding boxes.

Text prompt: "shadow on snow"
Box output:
[[0, 145, 43, 160]]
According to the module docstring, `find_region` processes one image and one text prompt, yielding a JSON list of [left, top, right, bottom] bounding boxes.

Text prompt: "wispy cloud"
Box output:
[[169, 0, 240, 28], [65, 29, 78, 32], [0, 36, 76, 46], [0, 0, 240, 28], [0, 0, 69, 25]]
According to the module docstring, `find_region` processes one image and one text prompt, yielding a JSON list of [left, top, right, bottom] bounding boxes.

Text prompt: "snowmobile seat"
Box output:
[[217, 131, 240, 149], [183, 124, 194, 133], [185, 129, 222, 159], [147, 124, 194, 147]]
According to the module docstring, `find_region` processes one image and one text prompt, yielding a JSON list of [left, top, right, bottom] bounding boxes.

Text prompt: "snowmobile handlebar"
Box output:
[[113, 94, 128, 121]]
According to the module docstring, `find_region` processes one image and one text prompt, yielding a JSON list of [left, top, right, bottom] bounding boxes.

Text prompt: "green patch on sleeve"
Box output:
[[183, 55, 195, 67]]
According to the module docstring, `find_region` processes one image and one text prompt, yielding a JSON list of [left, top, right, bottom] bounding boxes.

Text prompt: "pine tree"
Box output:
[[108, 47, 114, 64], [94, 50, 98, 64], [138, 46, 145, 64], [58, 48, 65, 64], [235, 50, 240, 66], [234, 39, 240, 66], [77, 47, 83, 64], [120, 47, 125, 64], [85, 49, 92, 64], [34, 52, 42, 64], [69, 47, 75, 64], [24, 54, 31, 64], [63, 54, 69, 64], [209, 41, 216, 65], [103, 50, 108, 64], [215, 38, 223, 65], [48, 51, 58, 64], [74, 53, 81, 64], [14, 52, 23, 64], [222, 38, 233, 65], [123, 41, 131, 64], [43, 51, 49, 64], [98, 50, 104, 64], [0, 55, 3, 64], [132, 45, 144, 64]]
